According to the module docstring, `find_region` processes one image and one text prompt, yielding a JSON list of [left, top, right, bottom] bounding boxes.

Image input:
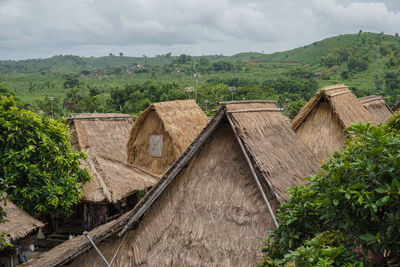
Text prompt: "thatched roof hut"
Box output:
[[0, 200, 44, 243], [23, 101, 319, 267], [127, 99, 208, 177], [392, 98, 400, 112], [359, 95, 392, 124], [291, 84, 374, 163], [68, 114, 157, 204]]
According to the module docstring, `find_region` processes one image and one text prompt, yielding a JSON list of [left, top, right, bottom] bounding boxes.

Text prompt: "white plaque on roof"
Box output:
[[149, 135, 163, 158]]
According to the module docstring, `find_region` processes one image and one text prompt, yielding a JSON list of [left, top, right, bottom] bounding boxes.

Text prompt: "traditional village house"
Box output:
[[22, 101, 319, 267], [127, 99, 208, 177], [0, 200, 44, 266], [392, 98, 400, 112], [291, 84, 374, 163], [359, 95, 392, 124], [65, 113, 157, 231]]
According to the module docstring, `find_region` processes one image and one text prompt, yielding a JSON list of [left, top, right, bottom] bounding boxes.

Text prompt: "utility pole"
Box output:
[[204, 99, 208, 113], [185, 87, 193, 99], [194, 73, 199, 101], [229, 86, 236, 101]]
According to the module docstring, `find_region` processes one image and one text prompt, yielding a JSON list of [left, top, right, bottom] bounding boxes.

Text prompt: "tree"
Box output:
[[0, 97, 91, 217], [0, 79, 15, 97], [347, 56, 368, 72], [262, 117, 400, 266], [63, 77, 80, 89], [283, 99, 305, 120], [119, 52, 124, 57], [199, 57, 210, 67], [177, 54, 191, 64]]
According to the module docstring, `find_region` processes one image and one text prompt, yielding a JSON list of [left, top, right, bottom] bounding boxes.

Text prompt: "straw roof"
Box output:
[[68, 113, 133, 162], [20, 211, 132, 267], [393, 99, 400, 112], [359, 95, 392, 124], [80, 152, 157, 203], [0, 200, 44, 243], [24, 101, 319, 267], [127, 99, 208, 177], [225, 101, 319, 202], [292, 84, 374, 131], [291, 84, 374, 162], [68, 113, 157, 203]]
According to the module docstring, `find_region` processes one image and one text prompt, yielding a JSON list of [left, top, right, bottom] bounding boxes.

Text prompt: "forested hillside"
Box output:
[[1, 32, 399, 119]]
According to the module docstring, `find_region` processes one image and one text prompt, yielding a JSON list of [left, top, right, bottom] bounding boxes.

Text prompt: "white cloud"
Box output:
[[0, 0, 399, 59]]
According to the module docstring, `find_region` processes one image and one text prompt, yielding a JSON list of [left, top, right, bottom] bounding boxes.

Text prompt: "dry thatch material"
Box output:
[[225, 101, 319, 202], [291, 84, 374, 162], [393, 98, 400, 112], [0, 200, 44, 243], [68, 113, 157, 203], [68, 113, 133, 162], [359, 95, 392, 124], [23, 101, 319, 267], [19, 211, 132, 267], [127, 99, 208, 177]]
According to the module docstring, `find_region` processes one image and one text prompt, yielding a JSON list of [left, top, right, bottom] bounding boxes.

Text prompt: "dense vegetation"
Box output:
[[1, 32, 399, 120], [0, 31, 400, 261], [261, 114, 400, 266], [0, 96, 91, 217]]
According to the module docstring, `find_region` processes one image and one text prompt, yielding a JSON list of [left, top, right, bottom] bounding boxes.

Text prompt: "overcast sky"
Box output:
[[1, 0, 400, 60]]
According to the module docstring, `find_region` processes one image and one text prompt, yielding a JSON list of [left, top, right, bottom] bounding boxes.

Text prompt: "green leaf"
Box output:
[[359, 233, 377, 244], [375, 187, 386, 194], [376, 195, 390, 206]]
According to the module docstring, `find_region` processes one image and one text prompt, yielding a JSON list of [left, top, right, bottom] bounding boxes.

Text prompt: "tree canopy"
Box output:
[[262, 114, 400, 266], [0, 96, 91, 217]]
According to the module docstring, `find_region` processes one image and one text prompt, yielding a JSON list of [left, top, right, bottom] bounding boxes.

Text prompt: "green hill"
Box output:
[[1, 32, 399, 74], [1, 32, 400, 112]]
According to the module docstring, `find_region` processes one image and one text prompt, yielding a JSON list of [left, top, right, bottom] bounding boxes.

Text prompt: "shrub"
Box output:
[[262, 117, 400, 266]]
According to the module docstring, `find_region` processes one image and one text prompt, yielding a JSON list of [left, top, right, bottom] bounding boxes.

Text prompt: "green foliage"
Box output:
[[347, 56, 369, 72], [0, 97, 91, 217], [2, 32, 400, 116], [262, 120, 400, 266], [384, 72, 400, 91], [0, 79, 15, 97], [262, 231, 362, 267], [283, 99, 306, 120], [63, 77, 80, 89], [108, 82, 186, 114], [385, 110, 400, 131]]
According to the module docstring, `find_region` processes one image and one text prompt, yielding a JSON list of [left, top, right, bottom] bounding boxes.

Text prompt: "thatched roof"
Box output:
[[127, 99, 208, 177], [224, 101, 319, 202], [359, 95, 392, 124], [291, 85, 375, 162], [68, 113, 133, 162], [0, 200, 44, 243], [291, 84, 374, 131], [68, 113, 157, 203], [393, 98, 400, 112], [80, 152, 157, 203], [23, 101, 319, 267], [20, 211, 132, 267]]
